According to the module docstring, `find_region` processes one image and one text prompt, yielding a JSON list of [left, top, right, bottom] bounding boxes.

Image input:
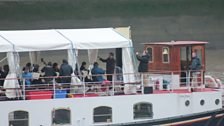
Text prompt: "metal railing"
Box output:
[[0, 70, 222, 101]]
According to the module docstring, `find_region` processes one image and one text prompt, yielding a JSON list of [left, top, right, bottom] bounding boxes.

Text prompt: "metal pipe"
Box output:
[[53, 78, 56, 99], [23, 78, 25, 100]]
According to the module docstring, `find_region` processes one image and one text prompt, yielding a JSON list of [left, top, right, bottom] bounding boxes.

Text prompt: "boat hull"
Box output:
[[122, 109, 224, 126], [0, 91, 222, 126]]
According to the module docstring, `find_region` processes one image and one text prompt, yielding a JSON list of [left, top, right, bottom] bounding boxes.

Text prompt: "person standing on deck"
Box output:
[[99, 52, 116, 82], [136, 50, 150, 86], [59, 59, 73, 84], [136, 50, 150, 72], [190, 52, 201, 89], [41, 62, 56, 84]]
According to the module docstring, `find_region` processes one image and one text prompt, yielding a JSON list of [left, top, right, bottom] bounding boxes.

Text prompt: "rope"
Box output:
[[0, 56, 7, 63]]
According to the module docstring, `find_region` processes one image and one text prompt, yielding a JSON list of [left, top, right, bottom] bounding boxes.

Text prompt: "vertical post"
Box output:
[[188, 71, 191, 92], [185, 71, 188, 88], [112, 74, 115, 96], [83, 77, 86, 97], [171, 72, 173, 92], [53, 78, 56, 99], [141, 73, 144, 94], [22, 78, 26, 100], [201, 70, 203, 89]]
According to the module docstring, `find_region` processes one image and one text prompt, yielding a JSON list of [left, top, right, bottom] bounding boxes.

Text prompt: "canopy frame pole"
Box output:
[[55, 30, 81, 75], [0, 34, 22, 98], [0, 34, 16, 51], [0, 34, 20, 74], [0, 57, 7, 63]]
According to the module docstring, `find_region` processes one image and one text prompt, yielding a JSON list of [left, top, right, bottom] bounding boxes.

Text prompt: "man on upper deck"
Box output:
[[99, 52, 116, 82], [59, 59, 73, 84], [136, 50, 150, 73], [190, 52, 202, 88], [136, 50, 150, 86]]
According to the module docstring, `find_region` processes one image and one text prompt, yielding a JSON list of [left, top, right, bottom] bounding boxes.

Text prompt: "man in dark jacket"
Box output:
[[190, 52, 201, 71], [99, 52, 115, 82], [136, 50, 150, 72], [59, 59, 73, 84], [41, 62, 56, 83], [190, 52, 201, 88], [136, 50, 150, 86]]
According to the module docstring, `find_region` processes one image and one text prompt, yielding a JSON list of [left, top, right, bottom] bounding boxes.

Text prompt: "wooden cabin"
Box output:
[[143, 41, 208, 87]]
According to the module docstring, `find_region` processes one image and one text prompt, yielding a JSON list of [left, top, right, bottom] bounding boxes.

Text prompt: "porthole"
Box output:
[[200, 99, 205, 106], [185, 100, 190, 107], [215, 99, 220, 105]]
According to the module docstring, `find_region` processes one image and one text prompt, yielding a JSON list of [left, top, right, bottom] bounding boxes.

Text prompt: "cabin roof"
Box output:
[[142, 41, 208, 46]]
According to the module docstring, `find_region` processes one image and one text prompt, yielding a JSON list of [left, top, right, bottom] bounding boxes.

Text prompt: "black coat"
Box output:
[[99, 58, 116, 74], [59, 63, 73, 76], [137, 54, 150, 72]]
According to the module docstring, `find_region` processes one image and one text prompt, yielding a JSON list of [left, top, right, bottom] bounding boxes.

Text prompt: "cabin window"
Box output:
[[133, 102, 153, 119], [9, 110, 29, 126], [93, 106, 112, 123], [52, 108, 71, 125], [162, 47, 169, 63], [146, 47, 153, 62]]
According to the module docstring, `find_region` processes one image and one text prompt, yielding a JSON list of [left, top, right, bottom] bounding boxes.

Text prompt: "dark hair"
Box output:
[[93, 62, 98, 66], [81, 61, 86, 66], [109, 52, 114, 56], [26, 62, 31, 67], [62, 59, 68, 64], [53, 63, 58, 68], [47, 62, 52, 66], [33, 64, 39, 72]]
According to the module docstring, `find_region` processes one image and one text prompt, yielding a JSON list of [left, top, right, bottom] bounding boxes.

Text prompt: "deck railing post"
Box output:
[[171, 72, 173, 92], [185, 71, 188, 88], [22, 78, 25, 100], [53, 77, 56, 99], [112, 74, 115, 96], [83, 76, 86, 97], [188, 71, 191, 92], [141, 73, 144, 94], [201, 70, 203, 90]]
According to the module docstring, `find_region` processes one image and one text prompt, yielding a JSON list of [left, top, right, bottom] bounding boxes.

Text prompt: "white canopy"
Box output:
[[57, 28, 132, 49], [0, 36, 13, 52], [0, 28, 132, 52], [0, 28, 136, 97], [0, 30, 71, 52]]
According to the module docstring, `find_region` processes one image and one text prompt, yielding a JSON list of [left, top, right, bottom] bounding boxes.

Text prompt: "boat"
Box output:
[[0, 27, 223, 126]]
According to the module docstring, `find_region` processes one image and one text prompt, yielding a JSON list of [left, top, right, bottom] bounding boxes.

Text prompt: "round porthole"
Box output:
[[185, 100, 190, 107], [200, 99, 205, 106], [215, 99, 220, 105]]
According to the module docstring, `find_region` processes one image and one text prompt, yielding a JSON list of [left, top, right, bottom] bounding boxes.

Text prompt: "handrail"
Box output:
[[0, 70, 223, 101]]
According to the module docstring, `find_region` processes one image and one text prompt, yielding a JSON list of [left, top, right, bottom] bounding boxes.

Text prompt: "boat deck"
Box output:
[[153, 88, 216, 94]]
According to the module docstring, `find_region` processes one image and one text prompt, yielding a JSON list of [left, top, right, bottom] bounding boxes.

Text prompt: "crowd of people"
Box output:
[[21, 59, 73, 86], [0, 52, 119, 88]]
